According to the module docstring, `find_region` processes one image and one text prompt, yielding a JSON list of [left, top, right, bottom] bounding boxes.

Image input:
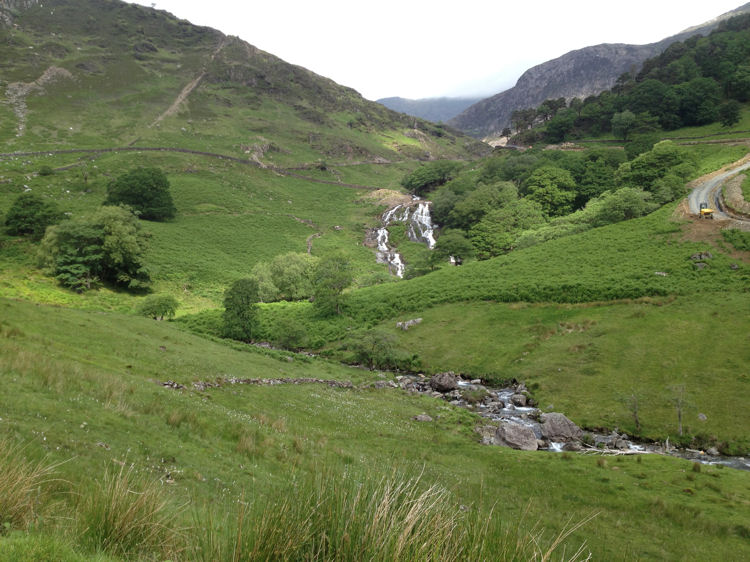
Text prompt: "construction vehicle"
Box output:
[[699, 202, 714, 219]]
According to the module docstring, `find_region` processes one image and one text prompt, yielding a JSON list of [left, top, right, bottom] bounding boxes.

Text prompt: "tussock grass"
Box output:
[[190, 470, 593, 561], [0, 440, 59, 533], [76, 463, 183, 560]]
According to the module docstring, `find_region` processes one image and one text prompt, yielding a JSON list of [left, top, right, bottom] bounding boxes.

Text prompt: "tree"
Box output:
[[38, 206, 150, 292], [718, 100, 741, 127], [104, 167, 176, 221], [448, 182, 517, 230], [544, 110, 576, 143], [469, 199, 545, 259], [433, 230, 474, 264], [676, 77, 722, 126], [222, 278, 260, 341], [312, 254, 352, 316], [590, 188, 656, 226], [269, 252, 318, 301], [4, 192, 62, 240], [138, 294, 178, 320], [611, 110, 636, 141], [522, 166, 577, 217], [400, 161, 461, 196]]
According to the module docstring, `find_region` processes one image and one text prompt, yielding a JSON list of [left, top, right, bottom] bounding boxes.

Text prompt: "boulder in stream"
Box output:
[[430, 372, 458, 392], [494, 422, 538, 451], [540, 413, 582, 442]]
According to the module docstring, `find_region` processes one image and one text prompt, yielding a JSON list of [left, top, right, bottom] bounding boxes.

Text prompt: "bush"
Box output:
[[137, 294, 178, 320], [4, 192, 62, 240], [104, 167, 176, 221]]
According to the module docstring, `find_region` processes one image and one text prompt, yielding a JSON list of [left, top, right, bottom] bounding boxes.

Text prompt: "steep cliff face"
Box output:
[[449, 2, 750, 138]]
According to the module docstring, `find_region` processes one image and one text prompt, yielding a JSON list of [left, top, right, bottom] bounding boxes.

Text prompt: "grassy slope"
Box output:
[[386, 294, 750, 446], [1, 297, 749, 560]]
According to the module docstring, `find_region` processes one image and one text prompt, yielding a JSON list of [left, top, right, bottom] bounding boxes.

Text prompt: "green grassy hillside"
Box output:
[[1, 297, 749, 560]]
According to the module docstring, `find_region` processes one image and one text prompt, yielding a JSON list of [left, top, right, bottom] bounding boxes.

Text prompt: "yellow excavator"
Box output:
[[699, 202, 714, 219]]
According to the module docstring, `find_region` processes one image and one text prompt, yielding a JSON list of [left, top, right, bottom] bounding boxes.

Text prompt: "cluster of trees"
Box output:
[[222, 254, 354, 344], [510, 14, 750, 145], [402, 141, 694, 268], [2, 166, 176, 293]]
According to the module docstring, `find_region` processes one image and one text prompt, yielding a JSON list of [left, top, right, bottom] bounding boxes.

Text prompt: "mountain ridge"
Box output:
[[449, 2, 750, 138]]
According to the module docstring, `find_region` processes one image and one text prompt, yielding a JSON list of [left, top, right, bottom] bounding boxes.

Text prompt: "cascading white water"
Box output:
[[407, 201, 436, 249], [375, 198, 437, 278]]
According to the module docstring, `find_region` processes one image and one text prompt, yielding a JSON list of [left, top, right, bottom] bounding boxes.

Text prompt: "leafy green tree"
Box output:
[[400, 161, 461, 196], [433, 230, 474, 264], [676, 77, 721, 126], [38, 206, 150, 292], [429, 186, 459, 226], [313, 254, 352, 316], [448, 182, 517, 230], [544, 109, 576, 143], [523, 166, 577, 217], [104, 167, 176, 221], [624, 133, 660, 161], [250, 261, 280, 303], [4, 192, 63, 240], [576, 157, 614, 206], [718, 100, 742, 127], [617, 141, 696, 193], [349, 329, 399, 370], [589, 188, 656, 226], [138, 294, 178, 320], [269, 252, 319, 301], [611, 110, 637, 141], [469, 199, 545, 259], [222, 278, 260, 341]]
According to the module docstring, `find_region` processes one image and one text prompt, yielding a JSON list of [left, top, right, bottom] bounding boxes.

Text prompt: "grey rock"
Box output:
[[494, 422, 538, 451], [563, 441, 583, 452], [511, 393, 527, 407], [412, 414, 433, 422], [706, 447, 720, 456], [730, 263, 739, 270], [430, 372, 458, 392], [614, 438, 629, 450], [540, 413, 582, 442], [694, 262, 708, 270], [396, 318, 423, 331], [698, 413, 707, 421]]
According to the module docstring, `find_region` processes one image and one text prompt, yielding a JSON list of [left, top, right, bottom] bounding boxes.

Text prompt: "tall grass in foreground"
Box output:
[[0, 439, 58, 533], [75, 463, 184, 560], [192, 469, 593, 561]]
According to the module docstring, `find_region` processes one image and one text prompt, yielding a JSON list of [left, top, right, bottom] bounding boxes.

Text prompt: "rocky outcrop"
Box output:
[[540, 413, 582, 442], [494, 422, 538, 451]]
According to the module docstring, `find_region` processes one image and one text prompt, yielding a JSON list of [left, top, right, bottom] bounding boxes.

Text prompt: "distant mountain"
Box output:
[[450, 2, 750, 138], [377, 97, 483, 123]]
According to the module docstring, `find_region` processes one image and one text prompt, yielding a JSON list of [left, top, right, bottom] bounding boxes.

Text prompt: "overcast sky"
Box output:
[[127, 0, 746, 100]]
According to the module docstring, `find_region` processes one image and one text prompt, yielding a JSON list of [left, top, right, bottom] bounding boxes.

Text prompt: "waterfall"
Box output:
[[375, 198, 437, 278]]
